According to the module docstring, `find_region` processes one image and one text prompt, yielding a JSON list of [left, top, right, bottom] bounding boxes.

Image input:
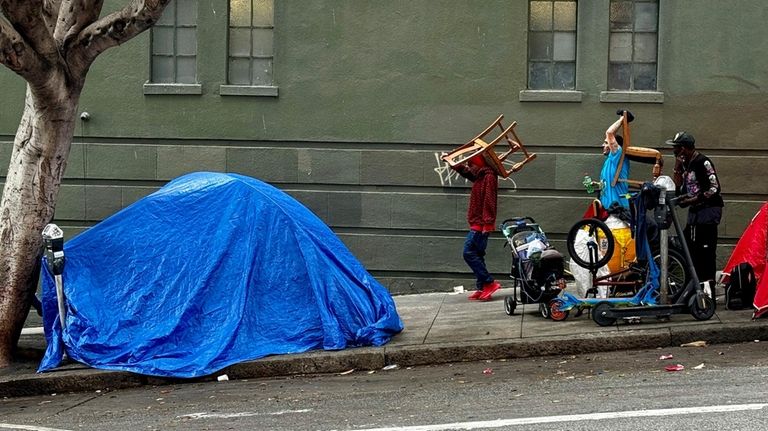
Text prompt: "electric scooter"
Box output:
[[590, 179, 716, 326]]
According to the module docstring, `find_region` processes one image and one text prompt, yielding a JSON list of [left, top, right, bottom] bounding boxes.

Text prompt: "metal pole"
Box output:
[[659, 220, 669, 305]]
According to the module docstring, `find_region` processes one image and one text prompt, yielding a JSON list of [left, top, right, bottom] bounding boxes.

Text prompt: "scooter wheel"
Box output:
[[539, 302, 550, 319], [689, 292, 716, 321], [592, 301, 617, 327], [504, 296, 517, 316], [549, 299, 569, 321]]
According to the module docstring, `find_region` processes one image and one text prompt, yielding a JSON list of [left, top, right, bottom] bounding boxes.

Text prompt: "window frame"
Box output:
[[220, 0, 279, 97], [520, 0, 583, 103], [144, 0, 202, 95]]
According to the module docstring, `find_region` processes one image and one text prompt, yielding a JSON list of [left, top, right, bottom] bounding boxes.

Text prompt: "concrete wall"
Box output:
[[1, 0, 767, 293]]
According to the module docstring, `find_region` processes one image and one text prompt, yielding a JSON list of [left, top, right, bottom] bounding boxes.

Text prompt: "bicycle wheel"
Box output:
[[566, 218, 614, 271], [653, 247, 691, 299]]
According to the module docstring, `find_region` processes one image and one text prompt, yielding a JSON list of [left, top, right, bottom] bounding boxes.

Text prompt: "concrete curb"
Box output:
[[4, 322, 768, 398]]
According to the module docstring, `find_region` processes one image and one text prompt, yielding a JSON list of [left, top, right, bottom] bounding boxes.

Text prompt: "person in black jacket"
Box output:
[[666, 131, 724, 293]]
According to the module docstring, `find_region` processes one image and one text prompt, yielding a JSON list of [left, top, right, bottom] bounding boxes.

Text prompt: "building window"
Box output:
[[527, 0, 577, 90], [608, 0, 658, 90], [228, 0, 274, 86], [150, 0, 198, 84]]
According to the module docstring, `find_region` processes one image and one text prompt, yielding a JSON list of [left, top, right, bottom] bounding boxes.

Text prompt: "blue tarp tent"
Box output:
[[39, 172, 403, 377]]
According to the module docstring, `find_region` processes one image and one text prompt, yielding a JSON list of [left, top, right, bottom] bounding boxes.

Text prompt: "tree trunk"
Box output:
[[0, 81, 80, 366]]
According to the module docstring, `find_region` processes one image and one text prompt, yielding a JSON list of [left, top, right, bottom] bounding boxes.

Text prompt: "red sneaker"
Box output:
[[468, 290, 484, 300], [478, 281, 501, 301]]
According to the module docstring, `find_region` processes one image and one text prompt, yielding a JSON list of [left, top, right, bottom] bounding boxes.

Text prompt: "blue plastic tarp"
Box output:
[[39, 172, 403, 377]]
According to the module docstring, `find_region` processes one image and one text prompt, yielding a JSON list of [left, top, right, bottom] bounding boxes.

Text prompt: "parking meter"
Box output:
[[653, 176, 675, 230], [653, 176, 675, 304], [42, 224, 66, 329]]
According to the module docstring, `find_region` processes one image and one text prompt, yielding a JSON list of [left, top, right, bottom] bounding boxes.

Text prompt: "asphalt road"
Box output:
[[2, 341, 768, 431]]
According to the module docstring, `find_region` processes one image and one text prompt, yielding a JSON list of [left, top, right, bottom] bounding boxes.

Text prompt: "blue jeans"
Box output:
[[463, 230, 494, 290]]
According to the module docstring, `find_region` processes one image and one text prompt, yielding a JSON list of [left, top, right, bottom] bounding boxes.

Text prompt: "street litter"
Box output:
[[452, 285, 465, 294], [483, 368, 494, 375], [339, 369, 355, 375], [693, 363, 705, 370], [382, 364, 399, 371], [659, 354, 674, 360], [680, 340, 708, 347], [665, 364, 685, 372], [217, 374, 229, 381]]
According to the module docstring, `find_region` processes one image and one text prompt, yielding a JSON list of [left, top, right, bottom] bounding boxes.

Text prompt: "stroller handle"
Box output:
[[499, 217, 536, 229]]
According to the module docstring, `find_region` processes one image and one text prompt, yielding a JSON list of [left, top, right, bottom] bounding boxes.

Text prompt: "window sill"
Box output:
[[143, 83, 202, 95], [219, 85, 279, 97], [600, 91, 664, 104], [518, 90, 583, 103]]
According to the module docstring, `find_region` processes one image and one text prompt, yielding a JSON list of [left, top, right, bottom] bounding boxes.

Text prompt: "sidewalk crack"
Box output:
[[422, 293, 447, 344]]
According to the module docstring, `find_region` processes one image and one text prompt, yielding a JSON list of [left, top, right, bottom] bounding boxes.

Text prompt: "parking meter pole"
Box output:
[[42, 224, 66, 330], [659, 225, 669, 305]]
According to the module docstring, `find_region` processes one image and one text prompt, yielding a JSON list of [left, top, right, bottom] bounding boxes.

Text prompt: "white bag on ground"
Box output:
[[569, 228, 610, 298]]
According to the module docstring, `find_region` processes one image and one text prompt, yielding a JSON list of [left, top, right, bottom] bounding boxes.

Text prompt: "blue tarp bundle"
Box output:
[[39, 172, 403, 377]]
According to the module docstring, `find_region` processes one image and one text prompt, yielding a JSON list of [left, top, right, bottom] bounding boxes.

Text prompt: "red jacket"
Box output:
[[452, 163, 498, 232]]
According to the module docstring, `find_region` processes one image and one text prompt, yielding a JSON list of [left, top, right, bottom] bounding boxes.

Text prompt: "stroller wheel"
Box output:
[[504, 296, 517, 316], [549, 299, 569, 321], [538, 302, 550, 319]]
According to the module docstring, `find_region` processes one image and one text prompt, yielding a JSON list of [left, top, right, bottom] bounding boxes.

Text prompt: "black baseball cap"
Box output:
[[666, 131, 695, 147]]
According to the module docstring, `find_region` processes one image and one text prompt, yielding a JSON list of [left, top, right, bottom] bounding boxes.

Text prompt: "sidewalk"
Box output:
[[3, 288, 768, 398]]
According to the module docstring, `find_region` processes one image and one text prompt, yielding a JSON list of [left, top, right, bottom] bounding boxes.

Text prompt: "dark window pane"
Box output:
[[634, 33, 657, 62], [177, 0, 197, 26], [252, 28, 273, 56], [608, 63, 631, 90], [553, 1, 576, 31], [176, 56, 196, 84], [229, 28, 251, 57], [528, 62, 552, 89], [152, 27, 174, 55], [634, 63, 657, 90], [151, 56, 174, 83], [529, 32, 553, 61], [610, 1, 633, 30], [251, 58, 273, 85], [553, 62, 576, 89], [229, 58, 251, 84], [177, 27, 197, 56], [635, 2, 658, 32], [530, 1, 553, 31], [157, 1, 175, 26]]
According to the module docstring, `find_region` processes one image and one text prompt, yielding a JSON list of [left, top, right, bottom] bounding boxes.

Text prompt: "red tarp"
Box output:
[[721, 202, 768, 317]]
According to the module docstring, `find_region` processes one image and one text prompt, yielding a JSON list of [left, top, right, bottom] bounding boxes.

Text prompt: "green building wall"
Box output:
[[1, 0, 767, 293]]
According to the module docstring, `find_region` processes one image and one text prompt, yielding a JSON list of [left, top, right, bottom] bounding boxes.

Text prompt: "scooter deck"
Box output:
[[603, 304, 687, 319]]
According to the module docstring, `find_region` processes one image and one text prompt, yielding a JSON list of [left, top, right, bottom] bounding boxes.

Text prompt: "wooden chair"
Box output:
[[442, 115, 537, 178], [611, 111, 663, 187]]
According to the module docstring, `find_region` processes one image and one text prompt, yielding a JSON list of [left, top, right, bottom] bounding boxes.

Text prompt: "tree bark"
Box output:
[[0, 79, 80, 366]]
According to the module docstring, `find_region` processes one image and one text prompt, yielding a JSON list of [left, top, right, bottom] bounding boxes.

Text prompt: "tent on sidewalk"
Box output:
[[721, 202, 768, 318], [39, 172, 403, 377]]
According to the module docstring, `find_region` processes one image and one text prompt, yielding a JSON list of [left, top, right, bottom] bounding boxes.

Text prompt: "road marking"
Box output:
[[178, 409, 312, 420], [0, 425, 73, 431], [350, 403, 768, 431], [20, 327, 44, 335]]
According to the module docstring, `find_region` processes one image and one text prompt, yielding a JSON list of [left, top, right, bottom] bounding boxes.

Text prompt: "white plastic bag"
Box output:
[[569, 229, 610, 298]]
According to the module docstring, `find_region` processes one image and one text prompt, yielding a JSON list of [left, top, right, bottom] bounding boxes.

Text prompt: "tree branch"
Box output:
[[0, 0, 58, 58], [69, 0, 170, 72], [54, 0, 104, 53], [0, 16, 48, 84], [42, 0, 63, 35]]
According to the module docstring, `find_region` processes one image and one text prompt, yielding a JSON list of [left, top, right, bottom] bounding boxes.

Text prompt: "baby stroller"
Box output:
[[500, 217, 566, 318]]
